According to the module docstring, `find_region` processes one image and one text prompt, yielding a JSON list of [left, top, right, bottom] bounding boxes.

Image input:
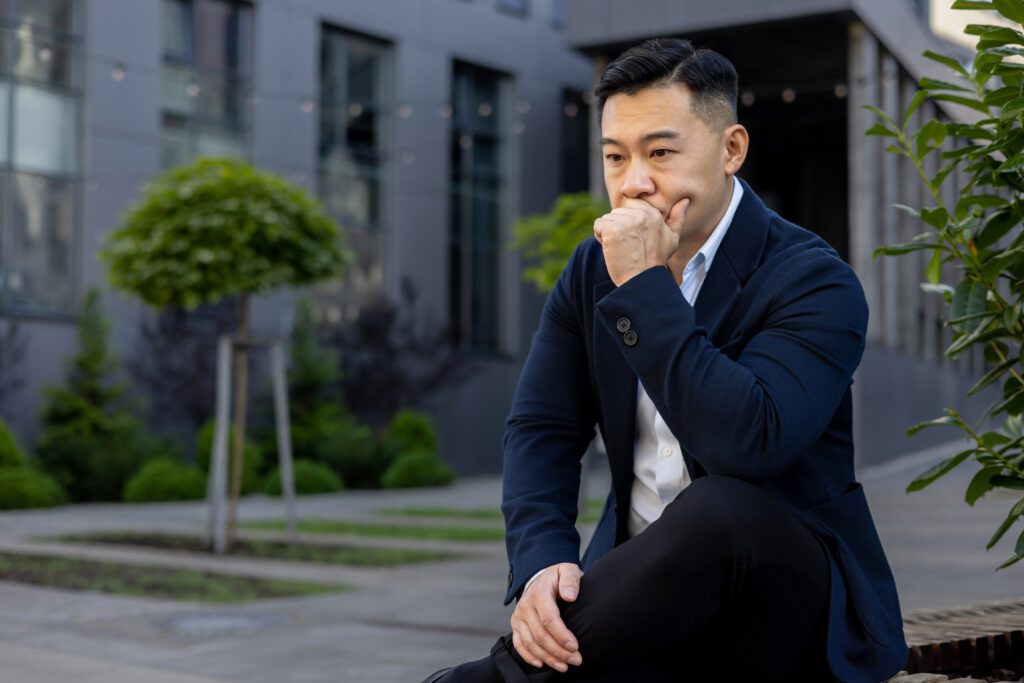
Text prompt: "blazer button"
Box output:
[[616, 317, 631, 333], [623, 330, 638, 346], [507, 569, 513, 587]]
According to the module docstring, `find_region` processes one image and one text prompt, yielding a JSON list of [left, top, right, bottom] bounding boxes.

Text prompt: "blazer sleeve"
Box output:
[[594, 246, 867, 483], [501, 240, 599, 606]]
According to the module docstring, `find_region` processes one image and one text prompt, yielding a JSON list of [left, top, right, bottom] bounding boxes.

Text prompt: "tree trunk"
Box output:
[[225, 292, 250, 550]]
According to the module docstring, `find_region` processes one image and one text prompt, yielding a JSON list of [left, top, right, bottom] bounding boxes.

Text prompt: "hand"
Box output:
[[510, 562, 585, 672], [594, 196, 690, 286]]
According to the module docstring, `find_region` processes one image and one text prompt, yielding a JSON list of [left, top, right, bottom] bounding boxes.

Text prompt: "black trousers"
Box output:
[[452, 475, 834, 682]]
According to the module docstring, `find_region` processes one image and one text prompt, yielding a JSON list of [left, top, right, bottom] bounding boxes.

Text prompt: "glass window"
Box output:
[[11, 27, 77, 87], [13, 84, 76, 174], [161, 0, 252, 167], [0, 0, 81, 314], [18, 0, 77, 35], [317, 26, 390, 317], [449, 61, 506, 351], [7, 173, 74, 312]]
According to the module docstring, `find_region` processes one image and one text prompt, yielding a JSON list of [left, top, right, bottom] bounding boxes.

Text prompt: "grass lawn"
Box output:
[[240, 519, 506, 542], [53, 532, 466, 567], [0, 551, 345, 602], [374, 498, 607, 525]]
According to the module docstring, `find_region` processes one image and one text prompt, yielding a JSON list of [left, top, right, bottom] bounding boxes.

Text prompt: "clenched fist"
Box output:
[[594, 196, 691, 287], [510, 562, 585, 673]]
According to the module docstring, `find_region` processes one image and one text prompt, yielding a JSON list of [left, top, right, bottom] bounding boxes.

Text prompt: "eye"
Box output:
[[604, 153, 623, 162], [652, 149, 674, 158]]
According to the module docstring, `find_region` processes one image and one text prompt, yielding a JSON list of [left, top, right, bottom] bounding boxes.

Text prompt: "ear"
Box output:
[[721, 124, 749, 175]]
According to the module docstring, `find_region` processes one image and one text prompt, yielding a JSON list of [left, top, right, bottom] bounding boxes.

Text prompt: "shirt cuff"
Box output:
[[523, 568, 546, 596]]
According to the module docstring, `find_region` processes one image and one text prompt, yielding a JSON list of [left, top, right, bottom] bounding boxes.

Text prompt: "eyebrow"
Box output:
[[600, 129, 681, 146]]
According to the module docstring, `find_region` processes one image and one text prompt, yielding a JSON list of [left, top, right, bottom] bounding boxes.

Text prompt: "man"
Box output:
[[424, 38, 907, 682]]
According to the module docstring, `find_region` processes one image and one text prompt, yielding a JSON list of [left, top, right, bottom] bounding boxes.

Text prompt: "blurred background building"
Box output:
[[0, 0, 1000, 474]]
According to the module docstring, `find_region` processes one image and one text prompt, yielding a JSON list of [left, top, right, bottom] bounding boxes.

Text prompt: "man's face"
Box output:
[[601, 82, 739, 243]]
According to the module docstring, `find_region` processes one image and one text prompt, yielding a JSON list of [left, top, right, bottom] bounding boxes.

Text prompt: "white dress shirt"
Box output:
[[522, 176, 744, 596]]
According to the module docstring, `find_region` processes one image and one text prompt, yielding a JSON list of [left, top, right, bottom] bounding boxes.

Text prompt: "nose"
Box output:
[[620, 160, 655, 199]]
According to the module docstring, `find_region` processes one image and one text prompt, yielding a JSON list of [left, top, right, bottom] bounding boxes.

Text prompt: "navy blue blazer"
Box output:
[[500, 177, 908, 683]]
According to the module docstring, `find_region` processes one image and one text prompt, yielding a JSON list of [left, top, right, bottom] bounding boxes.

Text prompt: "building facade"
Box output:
[[5, 0, 592, 474]]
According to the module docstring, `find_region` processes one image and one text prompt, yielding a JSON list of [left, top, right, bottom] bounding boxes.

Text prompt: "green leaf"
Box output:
[[951, 279, 973, 322], [982, 247, 1024, 280], [976, 210, 1020, 249], [953, 0, 995, 8], [902, 90, 928, 130], [987, 496, 1024, 550], [967, 23, 1009, 36], [993, 385, 1024, 416], [921, 283, 956, 303], [994, 0, 1024, 24], [967, 465, 1002, 505], [921, 206, 950, 230], [916, 120, 949, 158], [992, 473, 1024, 490], [873, 242, 942, 257], [976, 26, 1024, 49], [929, 93, 992, 115], [863, 104, 897, 128], [968, 357, 1017, 396], [919, 77, 973, 93], [981, 431, 1013, 448], [955, 194, 1009, 221], [907, 448, 974, 492], [927, 248, 943, 284], [997, 552, 1024, 570], [923, 50, 970, 78], [866, 123, 898, 138], [907, 415, 959, 437]]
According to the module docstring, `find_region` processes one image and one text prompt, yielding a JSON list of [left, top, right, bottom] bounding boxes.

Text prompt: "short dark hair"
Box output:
[[595, 38, 739, 131]]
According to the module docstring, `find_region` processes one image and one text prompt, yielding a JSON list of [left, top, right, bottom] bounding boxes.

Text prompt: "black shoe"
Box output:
[[420, 667, 453, 683]]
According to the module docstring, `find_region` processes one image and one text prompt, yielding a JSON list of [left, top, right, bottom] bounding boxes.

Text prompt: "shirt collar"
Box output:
[[683, 175, 743, 276]]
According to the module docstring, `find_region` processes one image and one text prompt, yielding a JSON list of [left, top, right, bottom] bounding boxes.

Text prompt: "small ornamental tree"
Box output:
[[101, 157, 352, 546], [513, 192, 610, 293], [869, 0, 1024, 569], [35, 288, 154, 501]]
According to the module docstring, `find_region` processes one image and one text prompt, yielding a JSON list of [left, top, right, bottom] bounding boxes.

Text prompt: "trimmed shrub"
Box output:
[[0, 421, 25, 469], [34, 289, 160, 502], [382, 409, 438, 457], [380, 450, 454, 489], [195, 419, 263, 495], [123, 458, 206, 503], [0, 468, 66, 509], [263, 459, 344, 496]]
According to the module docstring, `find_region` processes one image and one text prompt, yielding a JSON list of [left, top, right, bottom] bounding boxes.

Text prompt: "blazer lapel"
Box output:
[[693, 176, 771, 344]]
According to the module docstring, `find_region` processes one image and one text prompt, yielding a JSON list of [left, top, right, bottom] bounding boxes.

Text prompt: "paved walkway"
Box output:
[[0, 439, 1022, 682]]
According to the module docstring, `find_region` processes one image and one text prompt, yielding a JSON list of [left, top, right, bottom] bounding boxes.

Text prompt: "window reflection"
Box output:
[[160, 0, 251, 167], [9, 173, 74, 311], [317, 26, 390, 317], [0, 0, 80, 314], [449, 60, 506, 351]]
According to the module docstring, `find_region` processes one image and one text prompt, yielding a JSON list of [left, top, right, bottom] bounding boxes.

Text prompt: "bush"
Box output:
[[0, 468, 66, 509], [195, 419, 263, 495], [0, 421, 25, 469], [380, 450, 454, 489], [123, 458, 206, 503], [297, 405, 387, 489], [34, 289, 159, 502], [383, 409, 439, 457], [263, 459, 343, 496]]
